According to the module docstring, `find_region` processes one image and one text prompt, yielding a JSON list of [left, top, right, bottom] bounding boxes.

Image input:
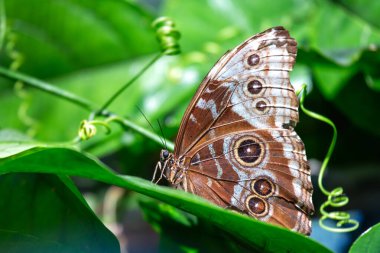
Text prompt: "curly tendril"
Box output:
[[78, 119, 111, 140], [297, 84, 359, 233], [5, 30, 40, 136], [152, 16, 181, 55], [6, 33, 24, 70]]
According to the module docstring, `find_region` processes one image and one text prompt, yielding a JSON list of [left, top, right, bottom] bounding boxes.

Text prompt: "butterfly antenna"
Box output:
[[136, 106, 166, 148], [157, 119, 168, 150]]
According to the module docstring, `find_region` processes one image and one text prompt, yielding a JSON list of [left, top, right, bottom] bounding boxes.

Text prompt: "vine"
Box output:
[[152, 16, 181, 56], [4, 26, 40, 137], [297, 84, 359, 233]]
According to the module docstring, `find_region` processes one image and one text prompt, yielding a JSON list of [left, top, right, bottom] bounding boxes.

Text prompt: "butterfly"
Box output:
[[154, 26, 314, 235]]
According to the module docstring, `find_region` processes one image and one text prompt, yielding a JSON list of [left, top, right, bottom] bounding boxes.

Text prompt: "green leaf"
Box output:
[[306, 0, 380, 66], [349, 223, 380, 253], [2, 0, 156, 77], [0, 129, 44, 158], [140, 199, 257, 252], [0, 173, 120, 253], [336, 0, 380, 29], [0, 145, 331, 253], [163, 0, 380, 64], [312, 63, 358, 99]]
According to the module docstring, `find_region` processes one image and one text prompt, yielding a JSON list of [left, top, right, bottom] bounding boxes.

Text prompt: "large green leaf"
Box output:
[[2, 0, 156, 77], [349, 223, 380, 253], [0, 173, 119, 253], [0, 145, 331, 253]]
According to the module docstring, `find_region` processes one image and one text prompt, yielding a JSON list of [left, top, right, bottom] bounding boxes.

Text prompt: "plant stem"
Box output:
[[0, 56, 174, 150], [0, 67, 95, 111], [97, 52, 163, 114]]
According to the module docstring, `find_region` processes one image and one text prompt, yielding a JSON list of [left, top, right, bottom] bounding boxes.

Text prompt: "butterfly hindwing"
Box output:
[[184, 130, 313, 234]]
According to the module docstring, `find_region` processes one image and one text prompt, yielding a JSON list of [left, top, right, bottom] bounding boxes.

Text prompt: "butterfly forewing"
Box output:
[[175, 27, 297, 157], [163, 26, 314, 235]]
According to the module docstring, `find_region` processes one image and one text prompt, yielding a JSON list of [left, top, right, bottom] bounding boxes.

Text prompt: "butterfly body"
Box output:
[[156, 27, 314, 235]]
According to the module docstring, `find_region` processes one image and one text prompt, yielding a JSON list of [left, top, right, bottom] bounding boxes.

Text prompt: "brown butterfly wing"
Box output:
[[173, 27, 313, 234], [175, 26, 298, 157], [185, 130, 313, 234]]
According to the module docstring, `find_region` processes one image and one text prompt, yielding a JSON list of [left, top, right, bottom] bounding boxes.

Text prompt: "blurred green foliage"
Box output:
[[1, 0, 380, 252]]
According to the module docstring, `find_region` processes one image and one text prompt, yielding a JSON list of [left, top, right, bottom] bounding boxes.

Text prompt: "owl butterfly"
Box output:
[[155, 26, 314, 235]]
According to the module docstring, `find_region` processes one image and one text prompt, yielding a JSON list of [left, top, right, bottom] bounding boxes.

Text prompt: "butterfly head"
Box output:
[[158, 149, 185, 186], [160, 149, 171, 162]]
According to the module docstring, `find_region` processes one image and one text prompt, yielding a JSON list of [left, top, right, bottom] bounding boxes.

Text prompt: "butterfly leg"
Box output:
[[155, 160, 169, 184], [152, 162, 162, 183]]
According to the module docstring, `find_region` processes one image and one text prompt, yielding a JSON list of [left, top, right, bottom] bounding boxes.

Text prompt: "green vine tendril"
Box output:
[[298, 84, 359, 233], [78, 119, 111, 141], [5, 29, 39, 136], [5, 32, 24, 70], [152, 16, 181, 55]]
